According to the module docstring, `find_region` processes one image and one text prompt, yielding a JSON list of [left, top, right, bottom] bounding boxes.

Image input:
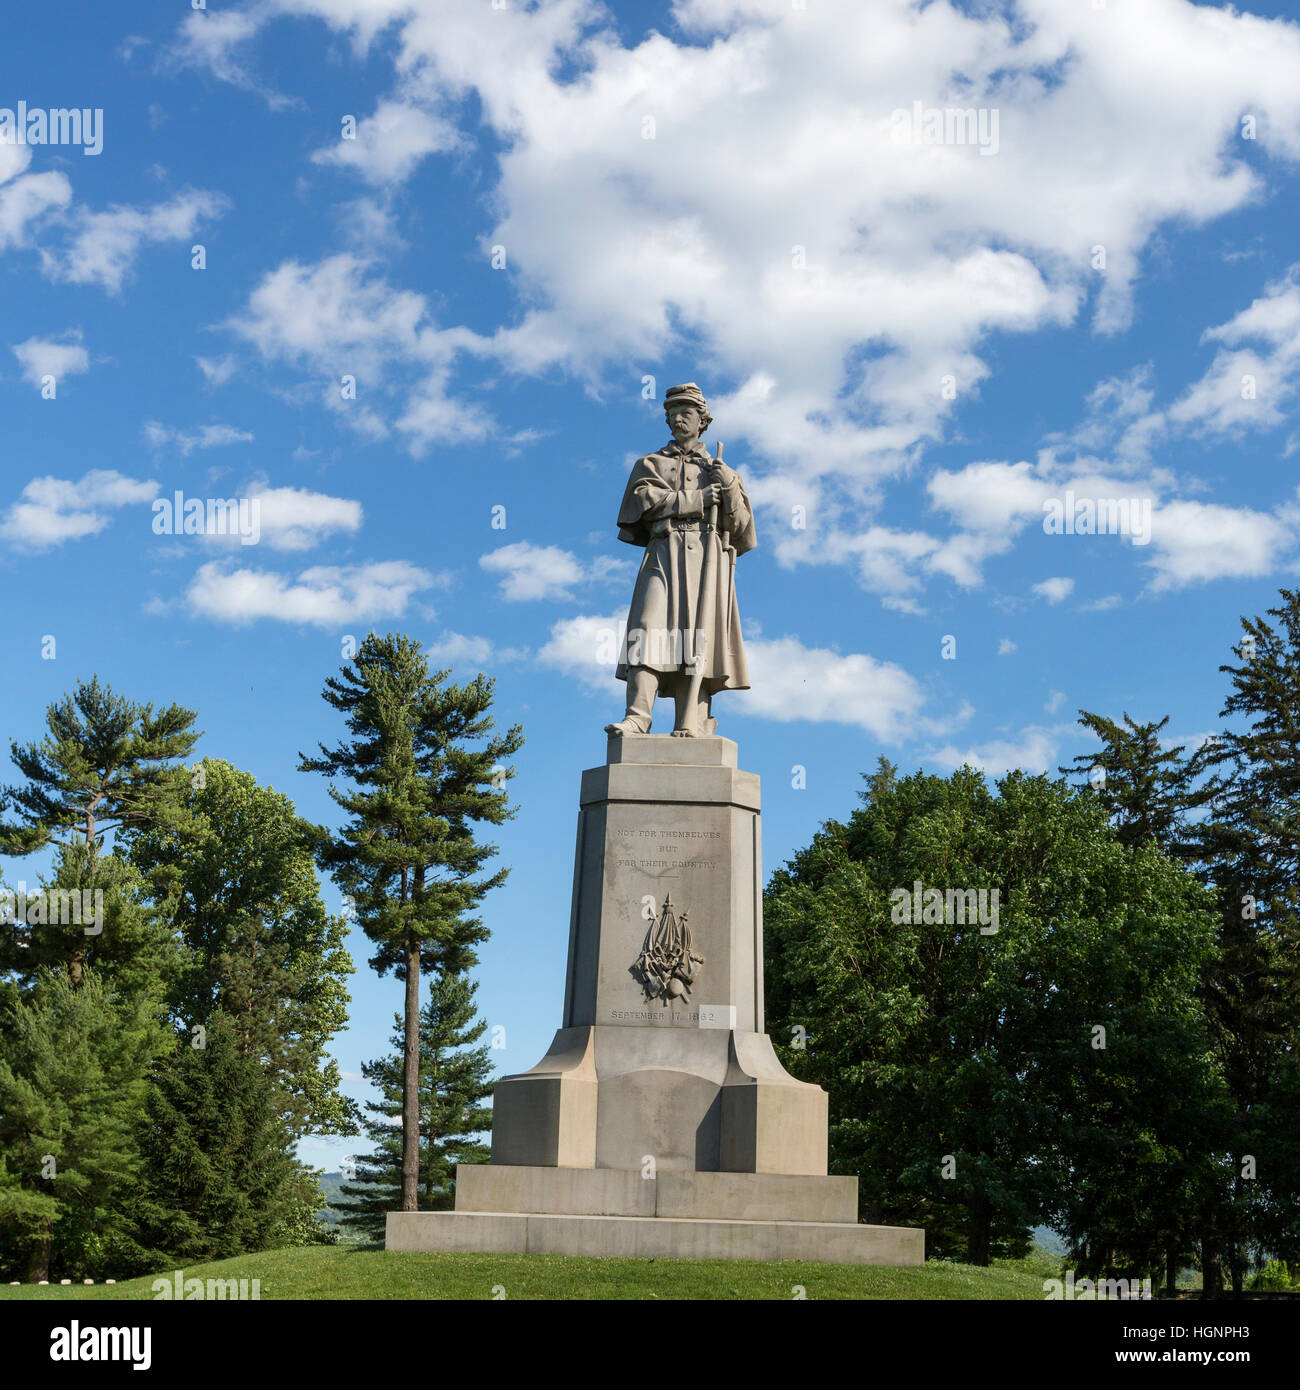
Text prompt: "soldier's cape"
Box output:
[[615, 443, 758, 555]]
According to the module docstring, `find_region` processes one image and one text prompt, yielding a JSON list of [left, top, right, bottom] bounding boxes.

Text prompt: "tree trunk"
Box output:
[[1230, 1245, 1245, 1296], [968, 1194, 991, 1266], [1165, 1248, 1178, 1297], [402, 937, 420, 1212], [27, 1219, 52, 1283]]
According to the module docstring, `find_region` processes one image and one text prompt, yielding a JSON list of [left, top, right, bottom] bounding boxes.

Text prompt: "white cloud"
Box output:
[[184, 559, 438, 626], [997, 638, 1016, 655], [247, 484, 363, 552], [536, 613, 927, 740], [173, 0, 1300, 563], [536, 613, 624, 692], [744, 636, 924, 741], [170, 7, 297, 109], [12, 330, 89, 388], [1033, 576, 1075, 604], [42, 189, 230, 293], [312, 99, 461, 185], [1044, 689, 1066, 714], [0, 471, 156, 550], [225, 253, 494, 450], [143, 421, 254, 454], [170, 482, 363, 552], [926, 726, 1063, 777], [0, 144, 71, 251], [479, 541, 628, 602], [1144, 500, 1290, 592], [195, 354, 237, 386], [426, 630, 526, 666], [1169, 268, 1300, 435]]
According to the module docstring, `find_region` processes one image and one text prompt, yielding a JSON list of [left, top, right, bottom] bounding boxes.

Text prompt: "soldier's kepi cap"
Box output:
[[664, 382, 708, 413]]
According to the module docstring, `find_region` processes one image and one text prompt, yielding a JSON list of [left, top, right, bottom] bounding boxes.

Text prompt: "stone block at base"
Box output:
[[454, 1163, 858, 1223], [385, 1210, 924, 1266]]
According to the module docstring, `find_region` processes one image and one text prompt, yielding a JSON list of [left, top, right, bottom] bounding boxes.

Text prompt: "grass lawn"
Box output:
[[0, 1245, 1060, 1301]]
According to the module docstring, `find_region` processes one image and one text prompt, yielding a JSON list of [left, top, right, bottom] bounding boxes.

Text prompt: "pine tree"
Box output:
[[299, 633, 520, 1212], [1195, 592, 1300, 1290], [132, 1013, 303, 1266], [1059, 710, 1221, 859], [0, 970, 157, 1281], [0, 678, 197, 1281], [0, 676, 199, 986], [337, 971, 495, 1239]]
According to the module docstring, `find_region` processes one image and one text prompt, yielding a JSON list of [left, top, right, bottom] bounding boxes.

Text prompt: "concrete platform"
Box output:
[[386, 1210, 924, 1266]]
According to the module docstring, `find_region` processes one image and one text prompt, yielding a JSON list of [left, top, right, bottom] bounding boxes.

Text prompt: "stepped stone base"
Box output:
[[386, 1211, 922, 1266], [384, 1165, 924, 1266]]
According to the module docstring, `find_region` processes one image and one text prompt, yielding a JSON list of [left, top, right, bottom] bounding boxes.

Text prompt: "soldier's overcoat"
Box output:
[[613, 439, 754, 694]]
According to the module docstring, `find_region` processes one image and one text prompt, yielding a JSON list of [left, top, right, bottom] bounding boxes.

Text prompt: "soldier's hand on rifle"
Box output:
[[701, 481, 724, 507]]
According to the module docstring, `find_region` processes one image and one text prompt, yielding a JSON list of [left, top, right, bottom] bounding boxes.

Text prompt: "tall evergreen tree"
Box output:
[[299, 633, 521, 1211], [1195, 593, 1300, 1290], [0, 678, 197, 1280], [0, 675, 199, 985], [132, 1013, 305, 1266], [0, 970, 156, 1281], [337, 971, 494, 1239], [1059, 710, 1221, 860]]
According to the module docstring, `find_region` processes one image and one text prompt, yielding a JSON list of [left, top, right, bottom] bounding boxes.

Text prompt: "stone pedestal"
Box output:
[[387, 734, 924, 1266], [491, 734, 826, 1175]]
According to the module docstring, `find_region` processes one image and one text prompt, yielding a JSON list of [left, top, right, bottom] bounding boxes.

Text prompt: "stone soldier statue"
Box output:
[[605, 383, 756, 738]]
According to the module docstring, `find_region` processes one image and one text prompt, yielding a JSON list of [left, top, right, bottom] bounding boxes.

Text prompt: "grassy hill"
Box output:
[[0, 1245, 1061, 1301]]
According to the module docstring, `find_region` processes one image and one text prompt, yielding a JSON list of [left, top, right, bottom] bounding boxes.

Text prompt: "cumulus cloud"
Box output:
[[479, 542, 630, 602], [1143, 500, 1290, 593], [312, 99, 461, 185], [426, 630, 527, 666], [165, 482, 363, 552], [0, 144, 72, 253], [225, 253, 494, 450], [926, 725, 1064, 777], [172, 0, 1300, 549], [41, 188, 230, 293], [743, 635, 925, 741], [1, 471, 156, 549], [856, 440, 1300, 600], [246, 484, 364, 552], [184, 559, 439, 626], [536, 613, 625, 692], [1169, 268, 1300, 436], [12, 330, 89, 388], [1033, 576, 1075, 604], [536, 613, 930, 740]]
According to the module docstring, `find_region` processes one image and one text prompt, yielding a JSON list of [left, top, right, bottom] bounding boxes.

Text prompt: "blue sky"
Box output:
[[4, 0, 1300, 1173]]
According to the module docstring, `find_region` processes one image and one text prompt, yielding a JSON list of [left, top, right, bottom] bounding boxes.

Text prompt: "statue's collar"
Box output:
[[662, 440, 708, 458]]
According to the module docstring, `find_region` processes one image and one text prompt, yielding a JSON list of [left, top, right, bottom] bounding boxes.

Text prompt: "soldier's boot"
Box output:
[[671, 683, 716, 737], [604, 666, 657, 736]]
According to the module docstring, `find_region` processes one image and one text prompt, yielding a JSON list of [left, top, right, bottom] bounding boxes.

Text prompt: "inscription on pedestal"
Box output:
[[613, 826, 722, 875]]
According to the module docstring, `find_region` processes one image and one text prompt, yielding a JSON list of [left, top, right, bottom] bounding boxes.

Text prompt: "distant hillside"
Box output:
[[1032, 1226, 1068, 1256], [315, 1171, 352, 1225]]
